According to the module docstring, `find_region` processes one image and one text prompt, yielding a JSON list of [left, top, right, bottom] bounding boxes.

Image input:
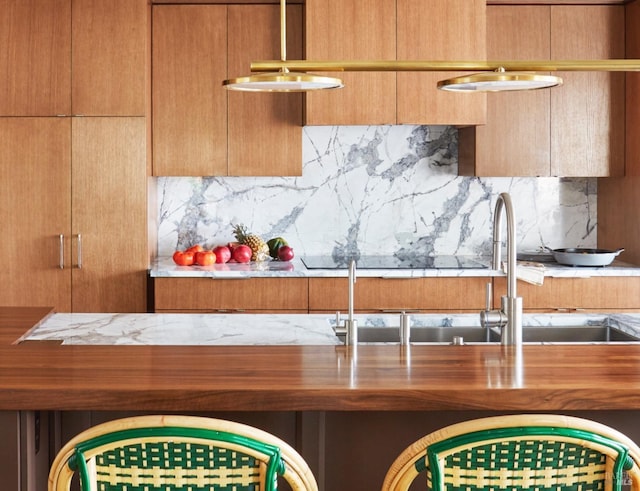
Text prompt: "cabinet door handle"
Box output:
[[77, 234, 82, 269], [59, 234, 64, 269]]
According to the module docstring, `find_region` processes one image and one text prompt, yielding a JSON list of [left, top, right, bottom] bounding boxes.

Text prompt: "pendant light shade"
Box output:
[[437, 70, 563, 92], [223, 71, 343, 92], [223, 0, 343, 92]]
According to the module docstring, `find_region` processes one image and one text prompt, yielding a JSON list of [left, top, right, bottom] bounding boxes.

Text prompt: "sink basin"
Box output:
[[332, 314, 640, 344], [354, 326, 496, 343]]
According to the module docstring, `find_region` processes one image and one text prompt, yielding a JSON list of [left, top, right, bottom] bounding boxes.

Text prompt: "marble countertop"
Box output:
[[19, 312, 341, 346], [19, 311, 640, 346], [149, 256, 640, 279]]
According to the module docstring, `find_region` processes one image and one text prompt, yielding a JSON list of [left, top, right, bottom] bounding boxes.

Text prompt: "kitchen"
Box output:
[[2, 0, 640, 490]]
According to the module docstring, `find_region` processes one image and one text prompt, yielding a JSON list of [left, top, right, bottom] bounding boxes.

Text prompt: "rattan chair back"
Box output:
[[382, 414, 640, 491], [48, 414, 318, 491]]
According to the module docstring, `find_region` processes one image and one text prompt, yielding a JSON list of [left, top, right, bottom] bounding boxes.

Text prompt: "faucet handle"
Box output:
[[485, 282, 492, 311]]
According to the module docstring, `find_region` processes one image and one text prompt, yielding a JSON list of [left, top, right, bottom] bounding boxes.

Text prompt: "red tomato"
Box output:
[[186, 244, 204, 254], [172, 250, 195, 266], [232, 244, 252, 263], [195, 250, 216, 266], [213, 246, 231, 263]]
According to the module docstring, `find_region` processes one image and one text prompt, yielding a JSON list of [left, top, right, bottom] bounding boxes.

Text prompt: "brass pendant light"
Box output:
[[247, 59, 640, 93], [223, 0, 343, 92], [437, 68, 562, 92]]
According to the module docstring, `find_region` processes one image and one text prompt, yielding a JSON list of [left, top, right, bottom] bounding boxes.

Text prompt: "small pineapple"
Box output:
[[232, 223, 269, 262]]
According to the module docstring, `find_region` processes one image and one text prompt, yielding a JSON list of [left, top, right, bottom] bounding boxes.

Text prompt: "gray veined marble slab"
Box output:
[[19, 312, 640, 346], [156, 125, 598, 261], [20, 313, 341, 346]]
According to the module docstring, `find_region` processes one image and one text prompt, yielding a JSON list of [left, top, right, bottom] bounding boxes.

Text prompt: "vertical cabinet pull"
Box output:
[[77, 234, 82, 269], [59, 234, 64, 269]]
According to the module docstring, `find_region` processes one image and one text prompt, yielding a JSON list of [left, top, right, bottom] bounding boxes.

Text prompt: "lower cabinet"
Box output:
[[309, 277, 488, 313], [494, 276, 640, 311], [152, 277, 309, 312]]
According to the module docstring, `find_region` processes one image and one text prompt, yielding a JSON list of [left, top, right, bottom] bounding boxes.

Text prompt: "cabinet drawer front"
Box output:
[[494, 277, 640, 310], [154, 278, 309, 311], [309, 277, 487, 311]]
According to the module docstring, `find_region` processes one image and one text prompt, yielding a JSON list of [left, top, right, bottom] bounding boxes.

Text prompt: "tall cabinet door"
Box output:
[[0, 118, 72, 310], [152, 5, 228, 176], [71, 118, 147, 312], [0, 0, 71, 116]]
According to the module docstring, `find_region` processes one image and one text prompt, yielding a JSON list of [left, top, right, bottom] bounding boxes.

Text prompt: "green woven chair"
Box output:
[[48, 414, 318, 491], [382, 414, 640, 491]]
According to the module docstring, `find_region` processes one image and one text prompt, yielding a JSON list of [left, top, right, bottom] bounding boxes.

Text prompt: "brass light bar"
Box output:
[[250, 59, 640, 73]]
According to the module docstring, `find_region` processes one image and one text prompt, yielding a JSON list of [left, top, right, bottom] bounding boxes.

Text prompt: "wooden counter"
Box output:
[[3, 307, 640, 412]]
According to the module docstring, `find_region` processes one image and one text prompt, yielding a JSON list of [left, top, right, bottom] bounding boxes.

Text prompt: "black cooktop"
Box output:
[[301, 255, 488, 270]]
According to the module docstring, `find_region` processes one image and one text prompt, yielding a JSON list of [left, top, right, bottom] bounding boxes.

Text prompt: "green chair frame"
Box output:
[[48, 414, 318, 491], [382, 414, 640, 491]]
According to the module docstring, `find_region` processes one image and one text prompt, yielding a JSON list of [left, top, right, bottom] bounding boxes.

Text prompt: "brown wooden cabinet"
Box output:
[[72, 0, 147, 116], [0, 1, 149, 312], [0, 118, 148, 313], [494, 276, 640, 312], [396, 0, 486, 125], [153, 278, 309, 312], [0, 118, 72, 311], [70, 118, 148, 313], [304, 0, 397, 126], [551, 5, 624, 177], [304, 0, 485, 126], [459, 6, 551, 177], [152, 4, 302, 176], [0, 0, 71, 116], [0, 0, 146, 117], [460, 5, 624, 177], [309, 277, 487, 313]]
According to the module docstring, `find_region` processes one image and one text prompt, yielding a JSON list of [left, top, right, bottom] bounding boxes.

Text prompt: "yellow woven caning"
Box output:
[[94, 464, 262, 488], [443, 463, 606, 489]]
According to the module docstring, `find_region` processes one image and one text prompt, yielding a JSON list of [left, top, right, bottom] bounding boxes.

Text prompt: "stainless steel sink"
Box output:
[[335, 319, 640, 344], [354, 326, 496, 343]]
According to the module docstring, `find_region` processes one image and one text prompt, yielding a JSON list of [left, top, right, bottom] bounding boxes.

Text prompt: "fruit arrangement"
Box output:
[[171, 224, 295, 266]]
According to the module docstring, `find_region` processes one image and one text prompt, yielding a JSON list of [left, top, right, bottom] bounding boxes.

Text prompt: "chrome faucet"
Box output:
[[344, 259, 358, 345], [480, 192, 523, 346]]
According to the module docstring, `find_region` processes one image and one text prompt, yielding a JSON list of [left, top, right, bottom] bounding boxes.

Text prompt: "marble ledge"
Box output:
[[19, 311, 640, 346], [149, 257, 640, 279]]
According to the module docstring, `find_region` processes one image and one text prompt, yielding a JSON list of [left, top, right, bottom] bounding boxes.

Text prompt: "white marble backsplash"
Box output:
[[157, 125, 597, 259]]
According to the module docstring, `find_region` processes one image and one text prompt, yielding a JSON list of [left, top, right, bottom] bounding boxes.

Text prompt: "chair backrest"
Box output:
[[382, 414, 640, 491], [48, 414, 318, 491]]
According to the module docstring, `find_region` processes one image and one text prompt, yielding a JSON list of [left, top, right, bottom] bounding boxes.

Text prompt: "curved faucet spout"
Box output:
[[488, 192, 523, 346], [493, 193, 518, 301]]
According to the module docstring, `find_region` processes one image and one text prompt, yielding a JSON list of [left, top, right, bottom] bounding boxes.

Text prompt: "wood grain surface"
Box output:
[[3, 308, 640, 412]]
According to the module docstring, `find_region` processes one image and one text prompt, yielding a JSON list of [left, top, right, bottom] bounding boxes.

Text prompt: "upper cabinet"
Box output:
[[459, 5, 624, 177], [304, 0, 397, 125], [396, 0, 486, 125], [0, 0, 146, 117], [72, 0, 147, 116], [152, 4, 303, 176], [0, 0, 71, 116], [550, 6, 624, 177], [305, 0, 486, 126]]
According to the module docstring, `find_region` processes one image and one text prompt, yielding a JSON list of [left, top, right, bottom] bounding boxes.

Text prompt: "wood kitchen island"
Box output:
[[5, 306, 640, 490]]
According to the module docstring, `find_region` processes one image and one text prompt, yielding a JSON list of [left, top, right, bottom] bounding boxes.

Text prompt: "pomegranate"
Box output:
[[277, 245, 294, 262], [232, 244, 252, 263], [213, 245, 231, 264]]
